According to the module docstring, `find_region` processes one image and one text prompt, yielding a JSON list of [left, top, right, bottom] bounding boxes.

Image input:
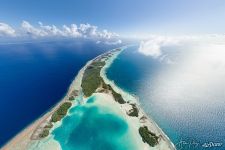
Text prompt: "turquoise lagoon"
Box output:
[[51, 94, 140, 150]]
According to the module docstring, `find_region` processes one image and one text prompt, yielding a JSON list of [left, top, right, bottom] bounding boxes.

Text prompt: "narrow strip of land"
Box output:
[[2, 47, 176, 150]]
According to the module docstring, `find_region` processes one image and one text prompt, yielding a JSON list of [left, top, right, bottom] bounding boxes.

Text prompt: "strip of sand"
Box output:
[[100, 47, 176, 150], [2, 46, 176, 150], [1, 59, 91, 150]]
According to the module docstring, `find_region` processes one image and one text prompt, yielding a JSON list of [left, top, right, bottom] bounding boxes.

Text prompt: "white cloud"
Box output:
[[39, 22, 65, 37], [138, 35, 225, 64], [0, 21, 121, 44], [21, 21, 47, 37], [0, 23, 16, 37], [138, 35, 205, 64], [105, 39, 122, 45], [79, 23, 98, 37], [143, 38, 225, 123], [62, 24, 80, 37], [99, 29, 119, 39], [96, 38, 121, 45], [138, 36, 179, 58], [139, 40, 161, 58]]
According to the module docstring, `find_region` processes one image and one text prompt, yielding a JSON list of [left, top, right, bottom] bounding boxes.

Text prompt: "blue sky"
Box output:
[[0, 0, 225, 36]]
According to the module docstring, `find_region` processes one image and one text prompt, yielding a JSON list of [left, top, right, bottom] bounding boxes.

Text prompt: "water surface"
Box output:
[[0, 39, 120, 147], [52, 95, 140, 150], [106, 46, 225, 150]]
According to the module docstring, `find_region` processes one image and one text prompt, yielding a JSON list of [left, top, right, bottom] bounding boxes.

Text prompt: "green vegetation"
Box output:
[[140, 115, 147, 123], [81, 61, 106, 97], [68, 90, 79, 101], [39, 129, 50, 138], [111, 89, 125, 104], [39, 97, 72, 139], [101, 81, 126, 104], [108, 85, 126, 104], [44, 122, 53, 129], [91, 61, 106, 67], [51, 102, 72, 123], [100, 55, 109, 60], [39, 51, 123, 139], [68, 96, 75, 101], [139, 126, 159, 147], [82, 54, 126, 104], [38, 122, 53, 138], [127, 104, 139, 117]]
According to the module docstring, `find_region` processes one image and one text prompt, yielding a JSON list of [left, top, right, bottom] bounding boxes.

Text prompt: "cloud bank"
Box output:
[[138, 35, 225, 64], [142, 37, 225, 127], [0, 21, 121, 44], [0, 23, 16, 37], [138, 36, 181, 64], [138, 36, 183, 57]]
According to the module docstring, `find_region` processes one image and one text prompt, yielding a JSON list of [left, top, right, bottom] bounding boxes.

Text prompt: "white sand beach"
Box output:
[[1, 59, 91, 150], [100, 47, 176, 150], [2, 47, 176, 150]]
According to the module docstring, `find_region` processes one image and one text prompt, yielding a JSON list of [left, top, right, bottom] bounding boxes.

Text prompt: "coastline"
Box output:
[[100, 47, 176, 150], [2, 46, 176, 150], [1, 58, 92, 150]]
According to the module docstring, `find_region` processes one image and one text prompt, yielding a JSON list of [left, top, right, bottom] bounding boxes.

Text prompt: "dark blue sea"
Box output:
[[0, 39, 121, 147], [106, 46, 225, 150]]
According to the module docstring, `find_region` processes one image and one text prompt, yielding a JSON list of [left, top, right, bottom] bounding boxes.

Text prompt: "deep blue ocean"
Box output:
[[0, 39, 120, 147], [106, 46, 225, 150]]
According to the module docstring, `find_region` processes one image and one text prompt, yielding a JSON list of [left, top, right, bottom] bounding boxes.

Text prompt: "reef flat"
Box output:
[[2, 47, 175, 150]]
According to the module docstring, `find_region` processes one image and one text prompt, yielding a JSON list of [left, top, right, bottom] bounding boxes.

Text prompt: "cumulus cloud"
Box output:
[[0, 21, 122, 44], [138, 36, 180, 58], [79, 23, 97, 37], [38, 22, 65, 37], [21, 21, 47, 37], [62, 24, 80, 37], [0, 23, 16, 37], [138, 36, 181, 64], [99, 29, 119, 39]]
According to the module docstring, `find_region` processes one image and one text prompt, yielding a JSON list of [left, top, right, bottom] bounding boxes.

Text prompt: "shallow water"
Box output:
[[0, 40, 120, 147], [52, 95, 140, 150], [106, 46, 225, 150]]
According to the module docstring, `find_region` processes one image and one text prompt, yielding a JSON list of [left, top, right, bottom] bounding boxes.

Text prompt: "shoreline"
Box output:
[[1, 58, 92, 150], [100, 47, 176, 150], [1, 47, 119, 150], [2, 46, 176, 150]]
